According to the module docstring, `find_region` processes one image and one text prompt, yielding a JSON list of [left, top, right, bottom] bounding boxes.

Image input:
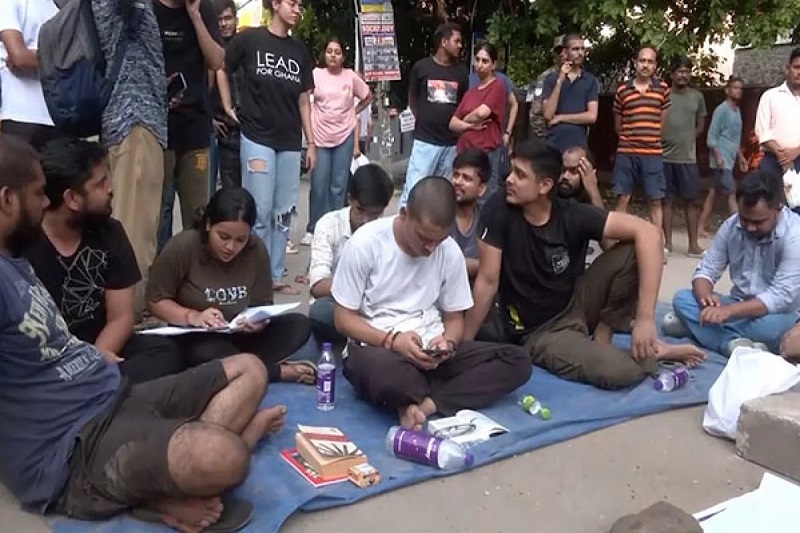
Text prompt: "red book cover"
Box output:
[[280, 448, 348, 488]]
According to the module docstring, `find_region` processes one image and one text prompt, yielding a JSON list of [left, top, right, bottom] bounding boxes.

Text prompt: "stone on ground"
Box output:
[[608, 501, 702, 532], [737, 392, 800, 483]]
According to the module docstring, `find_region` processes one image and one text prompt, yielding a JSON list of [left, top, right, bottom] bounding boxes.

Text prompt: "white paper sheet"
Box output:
[[139, 302, 301, 336], [695, 473, 800, 532]]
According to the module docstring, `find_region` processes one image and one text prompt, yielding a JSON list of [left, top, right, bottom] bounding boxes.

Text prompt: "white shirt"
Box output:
[[309, 206, 352, 293], [331, 216, 473, 346], [0, 0, 57, 125]]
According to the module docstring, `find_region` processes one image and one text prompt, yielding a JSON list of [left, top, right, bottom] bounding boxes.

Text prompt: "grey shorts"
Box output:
[[53, 360, 228, 519]]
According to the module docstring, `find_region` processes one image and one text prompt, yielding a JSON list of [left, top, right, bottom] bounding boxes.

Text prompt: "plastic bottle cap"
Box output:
[[521, 396, 535, 409], [653, 379, 664, 391], [464, 453, 474, 466], [322, 342, 332, 349]]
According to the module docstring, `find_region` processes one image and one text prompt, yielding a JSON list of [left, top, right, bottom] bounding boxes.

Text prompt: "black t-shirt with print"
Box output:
[[23, 219, 141, 344], [154, 0, 222, 151], [408, 57, 469, 146], [225, 28, 314, 151], [478, 193, 608, 334]]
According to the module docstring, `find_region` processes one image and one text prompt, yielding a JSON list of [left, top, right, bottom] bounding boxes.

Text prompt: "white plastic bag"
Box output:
[[782, 167, 800, 208], [703, 346, 800, 440], [350, 154, 370, 174]]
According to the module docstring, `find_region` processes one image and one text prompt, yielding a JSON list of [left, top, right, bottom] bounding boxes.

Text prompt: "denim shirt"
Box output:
[[693, 207, 800, 314]]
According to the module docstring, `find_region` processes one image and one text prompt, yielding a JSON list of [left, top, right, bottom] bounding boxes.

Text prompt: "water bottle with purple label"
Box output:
[[316, 342, 335, 411], [385, 426, 473, 470], [653, 366, 690, 392]]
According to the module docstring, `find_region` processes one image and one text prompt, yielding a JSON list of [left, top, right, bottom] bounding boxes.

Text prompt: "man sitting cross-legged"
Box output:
[[23, 139, 185, 384], [450, 148, 490, 279], [464, 139, 704, 391], [668, 170, 800, 356], [0, 136, 285, 533], [308, 164, 394, 345], [332, 176, 531, 430]]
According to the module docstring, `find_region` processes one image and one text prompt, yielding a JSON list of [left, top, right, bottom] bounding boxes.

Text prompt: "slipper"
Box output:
[[273, 283, 301, 296], [131, 496, 254, 533], [282, 360, 318, 385], [295, 274, 310, 285]]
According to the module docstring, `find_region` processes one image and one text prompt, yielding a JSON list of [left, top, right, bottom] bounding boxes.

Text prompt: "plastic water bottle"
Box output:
[[653, 366, 690, 392], [316, 343, 335, 411], [521, 395, 552, 420], [385, 426, 474, 470]]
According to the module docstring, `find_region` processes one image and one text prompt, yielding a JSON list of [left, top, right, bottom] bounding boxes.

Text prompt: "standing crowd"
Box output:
[[2, 1, 800, 531]]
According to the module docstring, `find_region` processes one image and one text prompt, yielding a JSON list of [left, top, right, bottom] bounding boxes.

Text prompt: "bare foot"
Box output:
[[255, 405, 287, 436], [280, 361, 316, 384], [699, 230, 709, 239], [155, 496, 223, 533], [654, 340, 706, 368], [686, 247, 705, 258], [398, 404, 427, 431]]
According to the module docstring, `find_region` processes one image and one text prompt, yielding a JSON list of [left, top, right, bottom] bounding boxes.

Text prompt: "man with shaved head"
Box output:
[[331, 176, 530, 430]]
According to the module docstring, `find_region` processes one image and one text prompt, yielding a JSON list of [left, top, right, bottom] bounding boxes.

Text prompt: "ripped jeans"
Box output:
[[240, 134, 301, 282]]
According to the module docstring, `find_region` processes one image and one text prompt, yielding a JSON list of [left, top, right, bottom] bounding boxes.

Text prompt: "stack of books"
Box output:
[[281, 425, 367, 487]]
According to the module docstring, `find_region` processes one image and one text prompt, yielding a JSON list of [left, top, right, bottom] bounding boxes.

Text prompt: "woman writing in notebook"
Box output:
[[146, 187, 317, 384]]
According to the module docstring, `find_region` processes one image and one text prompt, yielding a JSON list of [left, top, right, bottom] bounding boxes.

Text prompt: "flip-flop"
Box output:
[[273, 283, 301, 295], [131, 496, 253, 533], [282, 360, 318, 385]]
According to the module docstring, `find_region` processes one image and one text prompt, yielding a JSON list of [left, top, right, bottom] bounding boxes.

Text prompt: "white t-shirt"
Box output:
[[0, 0, 57, 125], [331, 216, 473, 346]]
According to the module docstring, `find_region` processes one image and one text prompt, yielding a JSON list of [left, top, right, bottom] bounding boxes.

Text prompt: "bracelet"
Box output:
[[390, 331, 402, 350], [381, 329, 393, 349]]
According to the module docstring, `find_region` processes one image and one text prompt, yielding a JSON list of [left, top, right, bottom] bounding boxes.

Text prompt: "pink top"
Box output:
[[755, 83, 800, 149], [312, 67, 370, 148]]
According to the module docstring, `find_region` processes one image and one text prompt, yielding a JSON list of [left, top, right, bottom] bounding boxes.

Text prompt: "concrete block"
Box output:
[[736, 391, 800, 482]]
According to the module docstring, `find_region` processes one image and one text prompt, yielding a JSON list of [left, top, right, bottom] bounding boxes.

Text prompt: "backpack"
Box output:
[[37, 0, 141, 138]]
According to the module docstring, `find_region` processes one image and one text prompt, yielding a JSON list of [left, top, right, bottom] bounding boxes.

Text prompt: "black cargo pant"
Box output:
[[479, 243, 658, 390], [343, 340, 531, 415]]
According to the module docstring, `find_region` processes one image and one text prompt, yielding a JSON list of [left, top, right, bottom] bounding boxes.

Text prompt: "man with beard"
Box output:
[[668, 170, 800, 356], [661, 56, 707, 258], [308, 164, 394, 344], [541, 33, 599, 153], [464, 139, 704, 390], [24, 139, 186, 384], [698, 76, 746, 237], [450, 149, 490, 278], [0, 135, 284, 533], [211, 0, 243, 189], [556, 146, 614, 253]]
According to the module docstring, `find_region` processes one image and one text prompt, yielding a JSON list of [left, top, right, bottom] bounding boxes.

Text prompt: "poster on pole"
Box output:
[[359, 0, 401, 81]]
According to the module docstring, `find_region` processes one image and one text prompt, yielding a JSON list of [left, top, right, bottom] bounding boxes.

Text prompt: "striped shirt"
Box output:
[[614, 78, 671, 155]]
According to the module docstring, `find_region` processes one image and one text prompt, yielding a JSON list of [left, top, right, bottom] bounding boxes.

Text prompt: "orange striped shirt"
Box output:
[[614, 78, 671, 155]]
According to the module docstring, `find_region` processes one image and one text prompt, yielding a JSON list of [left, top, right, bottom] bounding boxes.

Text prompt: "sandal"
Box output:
[[131, 496, 253, 533], [281, 360, 318, 385], [273, 283, 301, 295], [295, 274, 310, 285]]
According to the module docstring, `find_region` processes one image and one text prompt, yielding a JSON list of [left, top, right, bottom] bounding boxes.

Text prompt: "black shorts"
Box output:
[[53, 360, 228, 519], [664, 162, 701, 200]]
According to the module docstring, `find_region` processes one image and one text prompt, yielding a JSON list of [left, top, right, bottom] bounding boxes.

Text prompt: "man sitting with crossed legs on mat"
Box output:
[[332, 176, 531, 430]]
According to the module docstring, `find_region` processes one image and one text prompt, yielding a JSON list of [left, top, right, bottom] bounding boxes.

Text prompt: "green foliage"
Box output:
[[486, 0, 800, 90]]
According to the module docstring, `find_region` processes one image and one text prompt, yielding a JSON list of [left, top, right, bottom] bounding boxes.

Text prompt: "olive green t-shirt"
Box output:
[[662, 88, 707, 164], [146, 228, 274, 321]]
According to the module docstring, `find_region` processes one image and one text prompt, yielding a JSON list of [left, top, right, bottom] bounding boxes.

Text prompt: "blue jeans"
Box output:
[[672, 288, 797, 354], [307, 133, 355, 233], [400, 139, 457, 206], [308, 296, 346, 345], [760, 151, 800, 177], [240, 133, 301, 282]]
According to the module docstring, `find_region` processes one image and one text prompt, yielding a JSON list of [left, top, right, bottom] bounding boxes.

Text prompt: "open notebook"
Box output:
[[139, 302, 300, 336]]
